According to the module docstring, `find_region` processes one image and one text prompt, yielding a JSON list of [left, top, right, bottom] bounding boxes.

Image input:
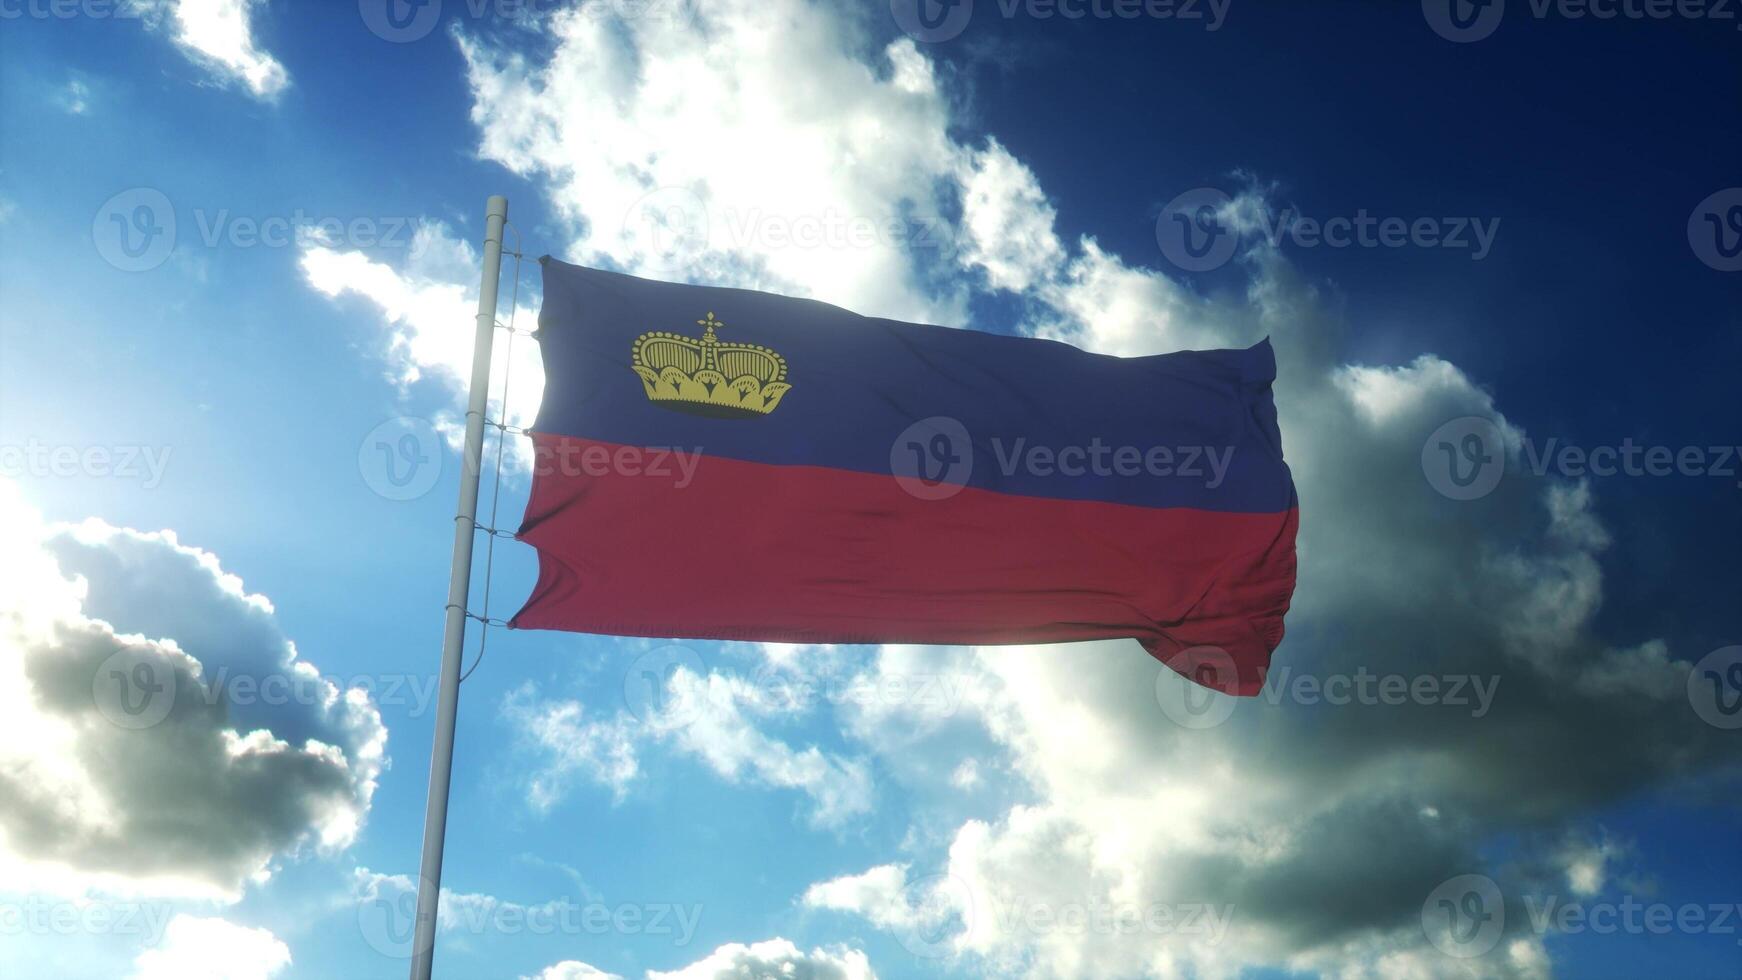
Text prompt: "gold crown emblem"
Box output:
[[631, 312, 791, 418]]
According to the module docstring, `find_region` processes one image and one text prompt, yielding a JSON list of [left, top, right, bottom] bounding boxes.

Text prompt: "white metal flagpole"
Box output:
[[408, 194, 508, 980]]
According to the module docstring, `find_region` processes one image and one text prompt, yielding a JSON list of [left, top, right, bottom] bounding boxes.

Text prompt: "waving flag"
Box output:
[[511, 260, 1298, 694]]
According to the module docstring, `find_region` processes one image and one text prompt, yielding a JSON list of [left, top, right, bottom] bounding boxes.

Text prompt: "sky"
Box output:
[[0, 0, 1739, 978]]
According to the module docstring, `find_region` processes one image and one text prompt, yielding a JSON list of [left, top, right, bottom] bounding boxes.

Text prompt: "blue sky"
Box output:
[[0, 1, 1738, 978]]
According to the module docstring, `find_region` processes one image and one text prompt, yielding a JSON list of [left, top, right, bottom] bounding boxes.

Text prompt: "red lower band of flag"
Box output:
[[511, 434, 1298, 695]]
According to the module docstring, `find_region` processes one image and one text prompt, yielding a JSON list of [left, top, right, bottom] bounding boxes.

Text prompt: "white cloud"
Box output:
[[0, 481, 384, 900], [127, 915, 290, 980], [523, 939, 875, 980], [662, 667, 874, 827], [301, 222, 543, 466], [501, 683, 640, 809], [802, 864, 920, 932], [147, 0, 288, 99], [502, 667, 873, 828], [59, 79, 92, 115], [646, 938, 874, 980], [523, 963, 625, 980], [956, 140, 1065, 292], [458, 3, 969, 326]]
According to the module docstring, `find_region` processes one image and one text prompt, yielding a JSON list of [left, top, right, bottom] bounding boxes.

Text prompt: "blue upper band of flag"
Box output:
[[534, 259, 1293, 513]]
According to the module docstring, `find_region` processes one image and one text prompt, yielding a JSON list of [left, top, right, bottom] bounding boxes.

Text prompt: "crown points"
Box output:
[[630, 311, 791, 418]]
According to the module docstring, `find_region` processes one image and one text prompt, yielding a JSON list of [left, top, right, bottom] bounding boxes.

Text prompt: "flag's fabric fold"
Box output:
[[511, 259, 1298, 695]]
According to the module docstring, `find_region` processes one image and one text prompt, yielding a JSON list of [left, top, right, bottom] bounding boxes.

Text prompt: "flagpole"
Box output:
[[408, 194, 508, 980]]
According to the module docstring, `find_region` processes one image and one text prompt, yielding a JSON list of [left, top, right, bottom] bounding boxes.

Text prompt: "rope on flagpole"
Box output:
[[460, 221, 533, 684]]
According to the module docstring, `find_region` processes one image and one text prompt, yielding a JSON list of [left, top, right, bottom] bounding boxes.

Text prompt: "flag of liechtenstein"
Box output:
[[510, 259, 1299, 695]]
